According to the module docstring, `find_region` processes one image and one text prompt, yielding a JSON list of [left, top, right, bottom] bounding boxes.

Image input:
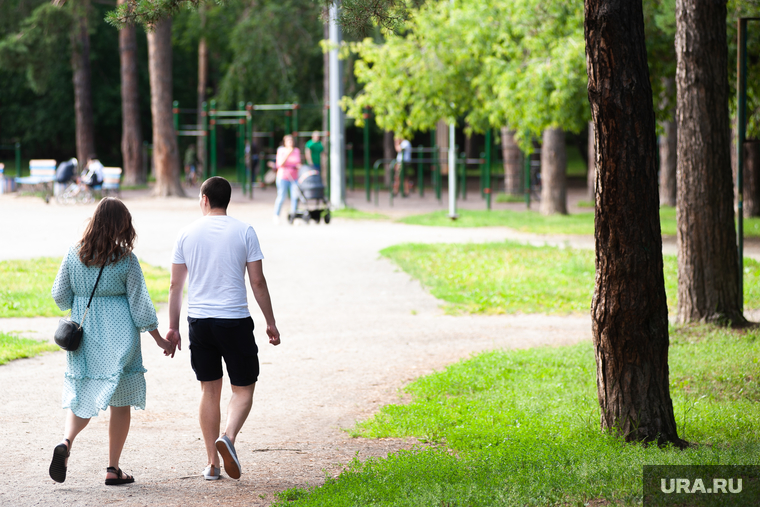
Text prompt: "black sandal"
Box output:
[[49, 439, 70, 483], [105, 466, 134, 486]]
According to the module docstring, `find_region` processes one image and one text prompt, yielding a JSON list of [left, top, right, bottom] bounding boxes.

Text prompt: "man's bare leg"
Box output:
[[199, 379, 223, 467], [222, 383, 255, 445]]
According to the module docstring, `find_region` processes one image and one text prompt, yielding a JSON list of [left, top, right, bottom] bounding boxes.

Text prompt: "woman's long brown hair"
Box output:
[[78, 198, 137, 267]]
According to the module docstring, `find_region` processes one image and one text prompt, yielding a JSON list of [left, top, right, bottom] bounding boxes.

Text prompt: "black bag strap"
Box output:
[[78, 263, 106, 329]]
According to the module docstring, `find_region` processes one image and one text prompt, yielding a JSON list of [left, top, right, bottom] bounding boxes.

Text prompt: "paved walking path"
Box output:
[[0, 185, 746, 506]]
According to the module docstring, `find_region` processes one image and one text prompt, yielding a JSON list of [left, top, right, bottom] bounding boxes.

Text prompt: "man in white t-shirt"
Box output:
[[393, 137, 413, 196], [166, 176, 280, 481]]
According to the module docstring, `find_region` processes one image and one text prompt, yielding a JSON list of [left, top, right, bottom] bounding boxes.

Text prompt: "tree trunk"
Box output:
[[383, 130, 394, 187], [539, 128, 567, 215], [675, 0, 744, 324], [745, 140, 760, 217], [587, 121, 595, 201], [118, 0, 143, 185], [436, 120, 449, 174], [147, 18, 184, 197], [501, 127, 521, 194], [70, 0, 95, 165], [586, 0, 684, 445], [196, 5, 208, 180], [659, 120, 677, 207]]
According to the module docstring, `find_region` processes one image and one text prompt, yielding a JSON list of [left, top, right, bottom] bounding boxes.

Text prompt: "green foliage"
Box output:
[[344, 0, 589, 152], [0, 2, 71, 94], [380, 240, 760, 315], [0, 257, 171, 318], [0, 332, 58, 365], [273, 327, 760, 506]]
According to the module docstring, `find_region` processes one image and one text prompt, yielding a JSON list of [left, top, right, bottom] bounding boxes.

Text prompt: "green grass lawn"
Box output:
[[0, 257, 171, 318], [331, 207, 390, 220], [0, 332, 58, 365], [380, 241, 760, 315], [273, 325, 760, 506], [399, 207, 760, 238]]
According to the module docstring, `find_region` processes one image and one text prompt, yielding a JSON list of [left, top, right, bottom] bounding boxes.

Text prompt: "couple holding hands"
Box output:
[[49, 177, 280, 485]]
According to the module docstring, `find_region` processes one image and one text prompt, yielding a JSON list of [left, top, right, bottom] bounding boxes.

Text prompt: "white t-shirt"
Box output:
[[396, 139, 412, 163], [172, 215, 264, 319]]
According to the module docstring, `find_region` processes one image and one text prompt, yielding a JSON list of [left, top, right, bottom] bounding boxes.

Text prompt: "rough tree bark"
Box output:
[[586, 0, 684, 445], [675, 0, 744, 324], [147, 18, 184, 197], [118, 0, 143, 185], [501, 127, 521, 194], [383, 130, 394, 187], [539, 127, 567, 215], [659, 120, 677, 207], [71, 0, 95, 165], [587, 121, 595, 201], [744, 141, 760, 216], [196, 5, 208, 179]]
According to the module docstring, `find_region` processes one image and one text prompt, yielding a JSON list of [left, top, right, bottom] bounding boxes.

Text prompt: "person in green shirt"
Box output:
[[304, 131, 324, 173]]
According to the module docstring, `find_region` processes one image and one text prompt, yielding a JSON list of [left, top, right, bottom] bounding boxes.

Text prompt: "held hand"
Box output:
[[157, 336, 176, 357], [267, 324, 281, 346], [166, 328, 182, 356]]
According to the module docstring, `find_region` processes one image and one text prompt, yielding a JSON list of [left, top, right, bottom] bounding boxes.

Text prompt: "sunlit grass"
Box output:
[[0, 257, 170, 318], [0, 332, 58, 365]]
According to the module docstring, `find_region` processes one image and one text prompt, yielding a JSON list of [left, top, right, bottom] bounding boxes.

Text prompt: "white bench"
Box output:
[[102, 167, 122, 196], [15, 159, 56, 200]]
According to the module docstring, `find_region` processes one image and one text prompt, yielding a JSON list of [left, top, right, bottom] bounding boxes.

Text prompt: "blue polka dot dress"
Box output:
[[51, 245, 158, 419]]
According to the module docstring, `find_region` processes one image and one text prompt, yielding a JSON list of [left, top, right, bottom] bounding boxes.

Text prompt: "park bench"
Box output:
[[15, 159, 56, 200], [101, 167, 122, 196]]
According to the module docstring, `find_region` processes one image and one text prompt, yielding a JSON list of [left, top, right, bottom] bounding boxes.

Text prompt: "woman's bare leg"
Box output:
[[107, 405, 131, 476]]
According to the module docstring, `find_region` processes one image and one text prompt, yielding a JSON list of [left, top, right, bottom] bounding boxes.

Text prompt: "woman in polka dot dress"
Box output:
[[49, 197, 176, 486]]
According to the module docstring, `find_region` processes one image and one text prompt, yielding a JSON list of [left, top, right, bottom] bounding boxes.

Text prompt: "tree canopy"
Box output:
[[342, 0, 588, 151]]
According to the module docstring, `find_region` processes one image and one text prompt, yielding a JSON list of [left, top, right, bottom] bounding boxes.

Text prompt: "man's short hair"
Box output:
[[201, 177, 231, 209]]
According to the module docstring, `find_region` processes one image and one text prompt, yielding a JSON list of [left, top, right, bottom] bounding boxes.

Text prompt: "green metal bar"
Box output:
[[293, 105, 299, 136], [210, 99, 217, 177], [738, 18, 748, 308], [364, 108, 371, 202], [524, 147, 531, 208], [373, 159, 383, 205], [432, 131, 441, 201], [173, 100, 180, 163], [418, 145, 424, 197], [202, 101, 209, 181], [485, 151, 492, 210], [484, 130, 492, 199], [326, 110, 330, 200], [246, 103, 253, 197]]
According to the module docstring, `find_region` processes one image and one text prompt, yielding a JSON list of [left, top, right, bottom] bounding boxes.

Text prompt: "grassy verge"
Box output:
[[331, 207, 389, 220], [274, 326, 760, 506], [399, 207, 760, 238], [380, 241, 760, 315], [0, 257, 170, 318], [0, 332, 58, 365]]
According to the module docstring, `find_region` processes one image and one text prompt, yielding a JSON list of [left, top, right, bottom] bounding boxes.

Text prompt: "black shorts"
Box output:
[[188, 317, 260, 386]]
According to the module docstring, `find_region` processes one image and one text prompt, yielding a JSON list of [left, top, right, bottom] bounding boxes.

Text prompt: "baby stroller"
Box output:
[[287, 165, 331, 224]]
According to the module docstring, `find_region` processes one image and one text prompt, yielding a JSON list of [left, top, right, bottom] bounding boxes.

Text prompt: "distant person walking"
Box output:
[[305, 131, 324, 173], [394, 136, 412, 196], [271, 134, 301, 224], [49, 198, 175, 486], [167, 177, 281, 481]]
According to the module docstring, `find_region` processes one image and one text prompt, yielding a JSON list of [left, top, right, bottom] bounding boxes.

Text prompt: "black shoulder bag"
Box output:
[[54, 263, 106, 351]]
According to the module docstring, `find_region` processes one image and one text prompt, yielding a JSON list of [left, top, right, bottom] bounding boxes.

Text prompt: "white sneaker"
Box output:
[[203, 464, 220, 480]]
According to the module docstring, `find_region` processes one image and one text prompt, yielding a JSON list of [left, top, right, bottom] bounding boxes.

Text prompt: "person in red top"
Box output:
[[272, 135, 301, 224]]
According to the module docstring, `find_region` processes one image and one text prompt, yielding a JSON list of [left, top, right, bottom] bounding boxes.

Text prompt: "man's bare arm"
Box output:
[[246, 260, 280, 345], [167, 263, 188, 351]]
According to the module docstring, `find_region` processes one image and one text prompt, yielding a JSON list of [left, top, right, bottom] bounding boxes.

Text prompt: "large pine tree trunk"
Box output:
[[587, 121, 595, 201], [383, 130, 394, 187], [675, 0, 743, 324], [147, 18, 184, 197], [196, 5, 208, 180], [501, 127, 521, 194], [659, 120, 677, 207], [118, 0, 143, 185], [539, 128, 567, 215], [586, 0, 684, 445], [70, 0, 95, 165]]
